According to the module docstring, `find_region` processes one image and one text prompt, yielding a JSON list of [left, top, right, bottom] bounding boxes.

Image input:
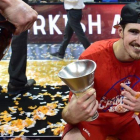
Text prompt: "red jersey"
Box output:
[[62, 39, 140, 140]]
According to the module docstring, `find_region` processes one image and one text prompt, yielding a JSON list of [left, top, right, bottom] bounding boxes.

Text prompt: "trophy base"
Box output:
[[87, 111, 99, 121]]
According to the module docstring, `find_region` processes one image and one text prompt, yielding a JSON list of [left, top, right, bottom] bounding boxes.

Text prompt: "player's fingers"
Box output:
[[120, 83, 136, 96], [121, 90, 136, 102]]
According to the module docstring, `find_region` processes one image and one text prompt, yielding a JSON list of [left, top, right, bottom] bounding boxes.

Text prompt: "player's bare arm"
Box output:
[[0, 0, 38, 35]]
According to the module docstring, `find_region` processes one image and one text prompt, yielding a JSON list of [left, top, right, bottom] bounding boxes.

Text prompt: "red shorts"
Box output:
[[62, 112, 140, 140]]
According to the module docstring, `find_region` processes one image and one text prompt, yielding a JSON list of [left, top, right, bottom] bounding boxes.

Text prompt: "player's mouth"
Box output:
[[130, 42, 140, 51], [133, 46, 140, 50]]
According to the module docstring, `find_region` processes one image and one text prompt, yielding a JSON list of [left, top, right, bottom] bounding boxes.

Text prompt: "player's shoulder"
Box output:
[[90, 38, 118, 49], [80, 39, 118, 59]]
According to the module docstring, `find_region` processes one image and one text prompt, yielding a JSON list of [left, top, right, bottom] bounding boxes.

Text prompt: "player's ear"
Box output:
[[118, 26, 124, 39]]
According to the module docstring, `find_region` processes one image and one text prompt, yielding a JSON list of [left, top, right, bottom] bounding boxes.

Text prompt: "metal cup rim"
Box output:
[[58, 59, 97, 79]]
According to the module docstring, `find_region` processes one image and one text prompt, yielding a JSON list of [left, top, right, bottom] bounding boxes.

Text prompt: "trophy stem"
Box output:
[[70, 82, 94, 94], [74, 87, 99, 122], [86, 111, 99, 121]]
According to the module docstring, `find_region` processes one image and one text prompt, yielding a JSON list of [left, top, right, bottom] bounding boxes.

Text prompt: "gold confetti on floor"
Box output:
[[0, 60, 75, 87]]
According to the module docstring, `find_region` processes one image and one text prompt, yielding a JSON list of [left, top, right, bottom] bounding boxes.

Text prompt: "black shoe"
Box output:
[[8, 79, 36, 95], [50, 52, 64, 59]]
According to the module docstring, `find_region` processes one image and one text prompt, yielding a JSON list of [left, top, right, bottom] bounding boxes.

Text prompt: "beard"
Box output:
[[129, 52, 140, 60], [124, 41, 140, 60]]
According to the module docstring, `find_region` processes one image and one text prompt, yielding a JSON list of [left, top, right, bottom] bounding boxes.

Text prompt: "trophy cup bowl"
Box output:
[[58, 59, 96, 93], [58, 59, 98, 121]]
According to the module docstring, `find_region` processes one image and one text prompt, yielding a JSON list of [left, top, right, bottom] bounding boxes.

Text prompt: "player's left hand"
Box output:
[[120, 83, 140, 112]]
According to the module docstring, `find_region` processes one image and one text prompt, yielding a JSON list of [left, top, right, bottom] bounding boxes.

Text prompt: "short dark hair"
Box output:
[[120, 24, 126, 30]]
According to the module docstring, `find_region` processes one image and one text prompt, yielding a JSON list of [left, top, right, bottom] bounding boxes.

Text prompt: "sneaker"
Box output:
[[8, 79, 36, 95], [50, 52, 64, 59]]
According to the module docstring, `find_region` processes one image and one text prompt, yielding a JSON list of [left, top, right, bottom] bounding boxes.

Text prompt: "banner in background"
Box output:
[[28, 4, 125, 44]]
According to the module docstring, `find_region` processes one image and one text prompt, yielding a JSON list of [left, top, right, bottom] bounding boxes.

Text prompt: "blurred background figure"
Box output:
[[7, 0, 36, 95], [0, 0, 38, 94], [50, 0, 90, 59]]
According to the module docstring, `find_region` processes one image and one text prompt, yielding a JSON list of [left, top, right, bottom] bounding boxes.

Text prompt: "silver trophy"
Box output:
[[58, 59, 98, 121]]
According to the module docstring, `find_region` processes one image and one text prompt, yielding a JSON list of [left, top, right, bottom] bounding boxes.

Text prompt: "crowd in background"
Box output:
[[28, 0, 136, 3], [28, 0, 61, 3]]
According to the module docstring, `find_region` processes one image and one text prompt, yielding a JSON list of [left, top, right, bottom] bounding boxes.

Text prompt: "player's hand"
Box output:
[[63, 88, 98, 124], [121, 83, 140, 112], [0, 0, 38, 35]]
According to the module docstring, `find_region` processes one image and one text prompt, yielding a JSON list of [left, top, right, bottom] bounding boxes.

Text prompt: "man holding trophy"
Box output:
[[60, 3, 140, 140]]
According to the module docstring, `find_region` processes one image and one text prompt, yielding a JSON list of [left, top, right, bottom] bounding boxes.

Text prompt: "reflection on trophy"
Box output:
[[58, 59, 99, 121]]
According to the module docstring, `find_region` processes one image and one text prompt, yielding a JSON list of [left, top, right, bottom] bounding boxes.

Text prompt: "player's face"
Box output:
[[122, 23, 140, 60]]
